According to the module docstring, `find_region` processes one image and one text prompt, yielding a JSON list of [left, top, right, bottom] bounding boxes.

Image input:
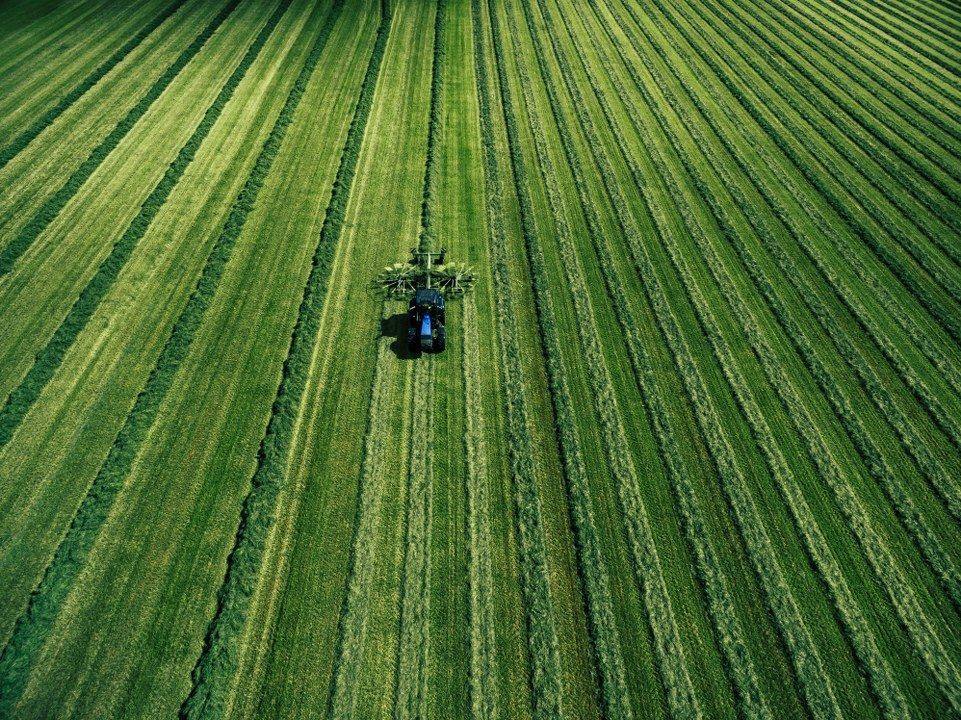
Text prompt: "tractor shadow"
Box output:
[[381, 312, 419, 360]]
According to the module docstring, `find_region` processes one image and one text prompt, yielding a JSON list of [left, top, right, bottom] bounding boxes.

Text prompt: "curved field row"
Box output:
[[576, 2, 884, 716], [490, 5, 642, 719], [623, 0, 961, 456], [592, 0, 960, 712], [0, 0, 177, 138], [0, 0, 297, 648], [628, 0, 961, 524], [0, 0, 186, 172]]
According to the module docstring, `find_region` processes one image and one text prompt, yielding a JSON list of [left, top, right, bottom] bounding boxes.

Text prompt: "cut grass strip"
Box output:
[[0, 0, 293, 452], [462, 292, 498, 720], [676, 0, 961, 348], [624, 0, 961, 453], [0, 0, 187, 172], [394, 357, 435, 720], [618, 0, 961, 518], [473, 1, 565, 716], [0, 0, 241, 276], [0, 1, 344, 713], [396, 0, 442, 710], [179, 3, 392, 717], [495, 9, 639, 720], [328, 304, 405, 720], [546, 4, 774, 717], [510, 1, 705, 717], [603, 0, 961, 709]]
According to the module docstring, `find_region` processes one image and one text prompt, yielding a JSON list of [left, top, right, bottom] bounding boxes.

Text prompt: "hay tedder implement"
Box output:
[[377, 248, 475, 353]]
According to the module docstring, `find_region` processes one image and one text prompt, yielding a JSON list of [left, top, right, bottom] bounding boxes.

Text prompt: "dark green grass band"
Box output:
[[0, 0, 189, 173], [178, 2, 393, 717], [0, 0, 294, 452], [0, 0, 302, 712], [0, 0, 242, 276]]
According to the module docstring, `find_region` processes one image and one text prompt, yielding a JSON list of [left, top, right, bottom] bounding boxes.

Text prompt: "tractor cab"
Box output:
[[408, 288, 445, 352]]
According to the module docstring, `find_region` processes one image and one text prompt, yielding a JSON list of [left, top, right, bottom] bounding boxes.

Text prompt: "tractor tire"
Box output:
[[435, 326, 446, 352]]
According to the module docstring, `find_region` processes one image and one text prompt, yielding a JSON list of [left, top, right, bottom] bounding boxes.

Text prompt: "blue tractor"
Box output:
[[377, 248, 475, 355], [407, 287, 446, 352]]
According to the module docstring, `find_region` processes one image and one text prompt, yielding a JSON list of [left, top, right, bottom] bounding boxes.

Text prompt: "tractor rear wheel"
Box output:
[[435, 325, 446, 352]]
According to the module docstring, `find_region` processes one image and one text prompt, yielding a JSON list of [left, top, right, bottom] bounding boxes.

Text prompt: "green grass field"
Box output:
[[1, 0, 960, 717]]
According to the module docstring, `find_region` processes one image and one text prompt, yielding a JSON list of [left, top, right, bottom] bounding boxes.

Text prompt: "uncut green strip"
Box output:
[[0, 0, 292, 451], [178, 3, 391, 717], [0, 2, 341, 713], [0, 0, 240, 276], [474, 1, 566, 716], [0, 0, 187, 172]]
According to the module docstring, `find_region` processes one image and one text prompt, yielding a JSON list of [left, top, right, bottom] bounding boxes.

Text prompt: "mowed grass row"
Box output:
[[628, 0, 953, 620], [0, 0, 261, 401], [565, 2, 876, 718], [642, 0, 961, 610], [0, 0, 185, 171], [617, 0, 961, 460], [0, 0, 94, 63], [410, 2, 470, 716], [0, 0, 290, 647], [459, 0, 537, 716], [0, 0, 243, 275], [610, 0, 961, 524], [0, 0, 177, 139], [547, 7, 797, 719], [0, 0, 112, 76], [209, 3, 434, 717], [0, 1, 360, 716], [194, 4, 383, 717], [487, 0, 640, 717], [584, 0, 951, 708], [675, 0, 961, 356], [0, 0, 225, 243], [543, 1, 858, 716]]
